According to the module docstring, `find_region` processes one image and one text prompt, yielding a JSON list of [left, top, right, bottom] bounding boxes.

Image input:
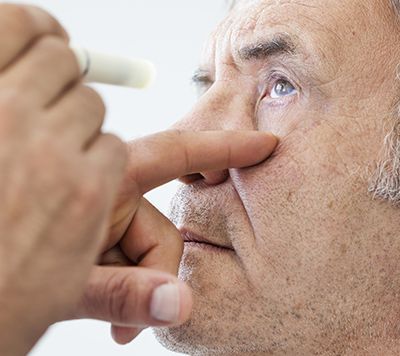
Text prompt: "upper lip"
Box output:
[[180, 228, 234, 251]]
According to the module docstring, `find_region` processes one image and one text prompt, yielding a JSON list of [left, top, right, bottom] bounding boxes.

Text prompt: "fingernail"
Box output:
[[150, 283, 180, 323]]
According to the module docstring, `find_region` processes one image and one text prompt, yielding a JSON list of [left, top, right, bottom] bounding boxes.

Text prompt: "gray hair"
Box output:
[[368, 0, 400, 204], [368, 116, 400, 203]]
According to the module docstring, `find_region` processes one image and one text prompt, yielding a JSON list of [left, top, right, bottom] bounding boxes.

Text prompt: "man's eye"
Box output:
[[270, 79, 297, 99]]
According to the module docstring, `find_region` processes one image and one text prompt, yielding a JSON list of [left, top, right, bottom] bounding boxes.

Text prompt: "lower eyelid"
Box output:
[[262, 91, 298, 107]]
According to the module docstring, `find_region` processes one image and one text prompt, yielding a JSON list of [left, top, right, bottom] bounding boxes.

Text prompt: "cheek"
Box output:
[[235, 145, 306, 201], [229, 135, 310, 279], [257, 106, 293, 135], [230, 122, 352, 281], [256, 96, 326, 136]]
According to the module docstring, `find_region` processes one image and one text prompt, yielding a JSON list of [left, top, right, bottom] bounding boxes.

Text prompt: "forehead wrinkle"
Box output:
[[206, 0, 372, 84], [252, 4, 345, 77], [211, 12, 238, 69], [227, 2, 328, 56], [208, 1, 294, 70]]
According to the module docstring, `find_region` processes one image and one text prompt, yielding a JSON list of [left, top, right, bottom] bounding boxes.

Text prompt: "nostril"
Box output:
[[178, 173, 203, 185], [200, 170, 229, 185], [178, 170, 230, 185]]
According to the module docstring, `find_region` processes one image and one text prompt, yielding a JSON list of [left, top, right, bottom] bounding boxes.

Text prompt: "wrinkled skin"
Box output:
[[0, 4, 278, 354], [154, 0, 400, 355]]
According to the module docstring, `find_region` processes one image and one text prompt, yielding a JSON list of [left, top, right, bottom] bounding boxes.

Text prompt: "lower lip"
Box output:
[[184, 241, 234, 253]]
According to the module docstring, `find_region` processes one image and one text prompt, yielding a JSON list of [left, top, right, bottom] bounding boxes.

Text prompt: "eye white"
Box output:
[[270, 80, 297, 99]]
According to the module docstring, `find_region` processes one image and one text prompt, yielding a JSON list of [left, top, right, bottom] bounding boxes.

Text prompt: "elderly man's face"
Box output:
[[155, 0, 400, 354]]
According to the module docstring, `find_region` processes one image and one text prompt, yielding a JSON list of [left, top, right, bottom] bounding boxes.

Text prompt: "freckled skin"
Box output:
[[155, 0, 400, 355]]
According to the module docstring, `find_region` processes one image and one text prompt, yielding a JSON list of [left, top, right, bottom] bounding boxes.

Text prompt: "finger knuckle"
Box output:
[[0, 4, 62, 40], [34, 36, 77, 71], [108, 273, 137, 323], [0, 90, 24, 132], [35, 35, 68, 57], [102, 134, 128, 167], [163, 129, 192, 171], [80, 86, 106, 119], [1, 5, 34, 35], [105, 134, 126, 154], [28, 5, 63, 35]]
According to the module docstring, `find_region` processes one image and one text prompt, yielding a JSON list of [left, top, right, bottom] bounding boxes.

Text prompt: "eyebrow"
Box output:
[[191, 33, 298, 86], [238, 33, 297, 61]]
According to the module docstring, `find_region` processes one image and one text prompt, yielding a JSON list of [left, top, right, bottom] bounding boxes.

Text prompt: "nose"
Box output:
[[172, 83, 255, 185]]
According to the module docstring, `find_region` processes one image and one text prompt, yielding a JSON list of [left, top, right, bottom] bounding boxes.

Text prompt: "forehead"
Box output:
[[202, 0, 397, 75], [226, 0, 391, 34]]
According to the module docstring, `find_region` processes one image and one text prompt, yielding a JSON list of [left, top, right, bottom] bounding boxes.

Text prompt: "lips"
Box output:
[[180, 228, 234, 252]]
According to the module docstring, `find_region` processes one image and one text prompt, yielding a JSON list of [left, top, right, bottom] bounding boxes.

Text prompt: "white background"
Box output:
[[4, 0, 226, 355]]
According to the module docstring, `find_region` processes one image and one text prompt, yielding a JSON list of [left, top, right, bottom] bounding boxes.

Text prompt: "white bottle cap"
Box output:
[[71, 46, 156, 89]]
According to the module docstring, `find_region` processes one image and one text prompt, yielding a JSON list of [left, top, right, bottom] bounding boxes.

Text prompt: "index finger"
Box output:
[[0, 4, 68, 71], [126, 130, 278, 194]]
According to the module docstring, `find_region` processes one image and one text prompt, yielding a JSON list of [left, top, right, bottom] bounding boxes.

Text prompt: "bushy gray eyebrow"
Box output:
[[238, 33, 297, 61], [191, 33, 298, 87]]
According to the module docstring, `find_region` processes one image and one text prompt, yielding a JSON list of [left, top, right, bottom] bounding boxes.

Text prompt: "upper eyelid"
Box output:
[[263, 71, 300, 95], [192, 70, 214, 86], [191, 70, 214, 98], [263, 69, 291, 83]]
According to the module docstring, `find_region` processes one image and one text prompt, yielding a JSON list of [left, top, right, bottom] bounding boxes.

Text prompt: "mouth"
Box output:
[[180, 228, 234, 253]]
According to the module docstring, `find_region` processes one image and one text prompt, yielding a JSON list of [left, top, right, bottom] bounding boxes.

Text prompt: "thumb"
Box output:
[[73, 266, 192, 327]]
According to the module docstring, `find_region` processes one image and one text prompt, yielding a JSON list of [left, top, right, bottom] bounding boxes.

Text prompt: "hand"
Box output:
[[73, 129, 278, 344], [0, 4, 126, 355]]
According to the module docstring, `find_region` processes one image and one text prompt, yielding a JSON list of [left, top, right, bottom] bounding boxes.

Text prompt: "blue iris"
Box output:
[[270, 80, 296, 99]]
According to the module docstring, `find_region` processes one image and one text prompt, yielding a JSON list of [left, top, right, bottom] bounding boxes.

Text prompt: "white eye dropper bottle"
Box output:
[[71, 46, 156, 89]]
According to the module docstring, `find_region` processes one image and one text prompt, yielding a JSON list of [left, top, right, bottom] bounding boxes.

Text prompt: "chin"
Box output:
[[152, 247, 278, 355]]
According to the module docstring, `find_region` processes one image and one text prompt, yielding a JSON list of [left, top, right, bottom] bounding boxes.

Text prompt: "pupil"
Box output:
[[277, 81, 288, 94]]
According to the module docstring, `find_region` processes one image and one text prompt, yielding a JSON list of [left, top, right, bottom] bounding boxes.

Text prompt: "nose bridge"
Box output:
[[174, 82, 255, 131], [173, 82, 256, 186]]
